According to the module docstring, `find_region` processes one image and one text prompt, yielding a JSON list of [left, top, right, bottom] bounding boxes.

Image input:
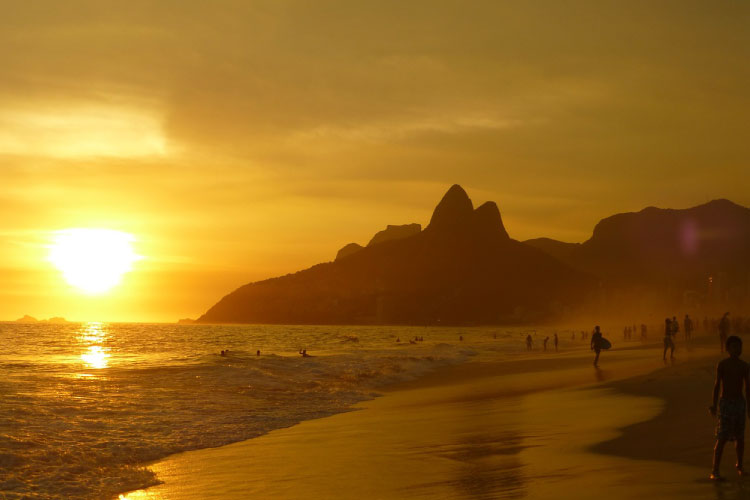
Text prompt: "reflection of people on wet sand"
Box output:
[[663, 318, 675, 361], [709, 335, 749, 481], [525, 334, 533, 351], [590, 326, 603, 368]]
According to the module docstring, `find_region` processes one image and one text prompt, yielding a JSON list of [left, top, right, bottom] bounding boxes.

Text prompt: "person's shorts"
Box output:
[[717, 398, 746, 441], [664, 337, 674, 348]]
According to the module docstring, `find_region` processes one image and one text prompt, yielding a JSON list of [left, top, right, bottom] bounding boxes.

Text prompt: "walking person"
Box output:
[[709, 336, 750, 480], [663, 318, 675, 361], [591, 326, 604, 368]]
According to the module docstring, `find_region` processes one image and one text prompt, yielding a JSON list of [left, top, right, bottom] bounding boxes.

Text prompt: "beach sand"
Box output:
[[123, 339, 749, 499]]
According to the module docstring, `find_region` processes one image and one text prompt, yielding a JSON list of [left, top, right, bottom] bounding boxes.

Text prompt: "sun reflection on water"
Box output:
[[77, 322, 110, 370]]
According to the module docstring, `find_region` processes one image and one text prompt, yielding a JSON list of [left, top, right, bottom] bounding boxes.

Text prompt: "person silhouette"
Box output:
[[710, 336, 749, 480], [554, 333, 559, 352], [663, 318, 675, 361], [684, 314, 693, 342], [525, 334, 533, 351], [591, 326, 603, 367]]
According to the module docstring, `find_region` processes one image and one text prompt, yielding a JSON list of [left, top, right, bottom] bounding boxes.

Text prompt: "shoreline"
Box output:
[[121, 338, 727, 499], [593, 353, 720, 469]]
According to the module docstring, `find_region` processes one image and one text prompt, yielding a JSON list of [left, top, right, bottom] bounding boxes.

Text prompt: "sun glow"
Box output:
[[49, 229, 141, 294]]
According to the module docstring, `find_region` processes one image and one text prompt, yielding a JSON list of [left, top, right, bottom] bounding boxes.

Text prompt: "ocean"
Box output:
[[0, 322, 565, 499]]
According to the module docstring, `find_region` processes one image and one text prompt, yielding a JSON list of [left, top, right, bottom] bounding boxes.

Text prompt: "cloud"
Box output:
[[1, 0, 749, 319]]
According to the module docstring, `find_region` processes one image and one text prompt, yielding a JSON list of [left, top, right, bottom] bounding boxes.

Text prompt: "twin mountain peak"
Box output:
[[336, 184, 509, 261], [198, 185, 750, 325]]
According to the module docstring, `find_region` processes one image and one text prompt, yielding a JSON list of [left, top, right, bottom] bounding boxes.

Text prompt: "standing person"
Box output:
[[526, 334, 533, 351], [684, 314, 693, 342], [641, 324, 648, 341], [554, 333, 559, 352], [672, 316, 680, 340], [720, 313, 731, 353], [591, 326, 603, 368], [663, 318, 675, 361], [709, 336, 750, 480], [543, 336, 549, 351]]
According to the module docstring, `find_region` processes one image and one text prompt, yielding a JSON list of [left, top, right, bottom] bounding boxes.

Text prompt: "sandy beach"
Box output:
[[123, 338, 748, 500]]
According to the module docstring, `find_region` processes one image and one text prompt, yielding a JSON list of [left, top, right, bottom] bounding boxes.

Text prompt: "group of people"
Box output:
[[600, 312, 746, 480], [622, 324, 649, 341], [396, 336, 425, 343], [661, 312, 733, 360]]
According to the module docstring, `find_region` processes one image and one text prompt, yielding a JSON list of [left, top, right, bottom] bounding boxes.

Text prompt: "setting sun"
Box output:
[[49, 229, 141, 294]]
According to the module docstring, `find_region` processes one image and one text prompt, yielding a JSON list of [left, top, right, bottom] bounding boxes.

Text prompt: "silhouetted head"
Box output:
[[594, 326, 600, 333], [726, 336, 742, 357], [724, 312, 730, 317]]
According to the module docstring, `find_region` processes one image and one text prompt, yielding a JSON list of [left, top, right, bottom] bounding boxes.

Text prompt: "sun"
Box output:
[[49, 229, 141, 294]]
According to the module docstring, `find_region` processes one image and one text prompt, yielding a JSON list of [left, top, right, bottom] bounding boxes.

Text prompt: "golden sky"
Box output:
[[1, 1, 749, 322]]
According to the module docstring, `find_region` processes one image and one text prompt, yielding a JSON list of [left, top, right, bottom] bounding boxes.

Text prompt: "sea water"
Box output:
[[0, 322, 559, 499]]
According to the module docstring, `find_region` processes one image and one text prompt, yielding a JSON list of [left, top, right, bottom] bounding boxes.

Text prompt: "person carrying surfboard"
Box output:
[[591, 326, 604, 368], [709, 335, 750, 480]]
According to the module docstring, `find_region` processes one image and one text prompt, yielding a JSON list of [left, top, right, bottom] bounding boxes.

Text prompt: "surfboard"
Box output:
[[600, 338, 612, 350]]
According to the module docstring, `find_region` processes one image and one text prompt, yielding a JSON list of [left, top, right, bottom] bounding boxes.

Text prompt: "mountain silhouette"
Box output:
[[335, 243, 364, 261], [525, 199, 750, 302], [367, 223, 421, 247], [198, 185, 591, 325]]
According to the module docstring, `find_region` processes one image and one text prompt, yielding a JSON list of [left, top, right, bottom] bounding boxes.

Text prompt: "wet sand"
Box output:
[[123, 339, 745, 499]]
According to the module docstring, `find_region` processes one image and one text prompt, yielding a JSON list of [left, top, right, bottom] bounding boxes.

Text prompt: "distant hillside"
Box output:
[[525, 199, 750, 302], [198, 185, 592, 325]]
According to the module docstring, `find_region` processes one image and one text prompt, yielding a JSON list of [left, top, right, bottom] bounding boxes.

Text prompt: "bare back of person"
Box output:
[[718, 357, 749, 400]]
